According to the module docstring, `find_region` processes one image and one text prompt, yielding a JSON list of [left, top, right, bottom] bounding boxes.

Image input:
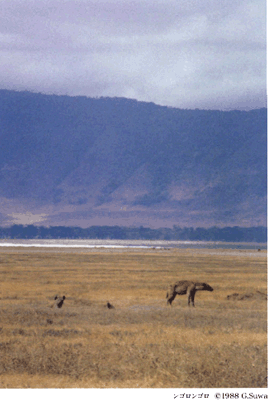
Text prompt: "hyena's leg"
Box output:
[[187, 287, 196, 307], [167, 292, 176, 306], [190, 289, 196, 307]]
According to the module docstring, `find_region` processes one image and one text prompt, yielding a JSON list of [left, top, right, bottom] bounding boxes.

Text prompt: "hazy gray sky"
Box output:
[[0, 0, 266, 110]]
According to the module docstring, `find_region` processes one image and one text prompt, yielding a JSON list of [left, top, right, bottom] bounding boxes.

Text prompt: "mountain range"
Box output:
[[0, 90, 266, 228]]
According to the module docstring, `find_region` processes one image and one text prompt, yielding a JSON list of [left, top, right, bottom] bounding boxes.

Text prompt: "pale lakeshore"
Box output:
[[0, 238, 266, 250]]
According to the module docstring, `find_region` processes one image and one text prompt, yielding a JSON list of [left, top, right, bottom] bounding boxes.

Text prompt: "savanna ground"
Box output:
[[0, 247, 267, 388]]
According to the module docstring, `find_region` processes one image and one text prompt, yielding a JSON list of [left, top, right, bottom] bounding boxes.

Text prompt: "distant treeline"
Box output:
[[0, 224, 266, 243]]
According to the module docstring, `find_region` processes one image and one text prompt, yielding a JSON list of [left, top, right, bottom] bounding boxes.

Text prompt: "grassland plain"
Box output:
[[0, 247, 267, 388]]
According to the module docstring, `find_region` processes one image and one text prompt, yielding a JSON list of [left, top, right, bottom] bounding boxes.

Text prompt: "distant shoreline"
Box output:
[[0, 239, 266, 250]]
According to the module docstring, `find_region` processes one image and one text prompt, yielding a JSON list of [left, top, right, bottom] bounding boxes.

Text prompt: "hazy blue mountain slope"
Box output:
[[0, 90, 266, 228]]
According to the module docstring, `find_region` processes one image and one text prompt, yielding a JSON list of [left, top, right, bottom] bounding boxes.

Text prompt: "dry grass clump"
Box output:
[[0, 247, 267, 388], [0, 326, 266, 388], [185, 344, 267, 388]]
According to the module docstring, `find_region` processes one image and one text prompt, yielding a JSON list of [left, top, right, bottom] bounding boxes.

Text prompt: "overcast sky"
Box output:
[[0, 0, 266, 110]]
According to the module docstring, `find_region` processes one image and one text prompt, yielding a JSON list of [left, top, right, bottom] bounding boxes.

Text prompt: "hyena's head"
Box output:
[[196, 283, 214, 292]]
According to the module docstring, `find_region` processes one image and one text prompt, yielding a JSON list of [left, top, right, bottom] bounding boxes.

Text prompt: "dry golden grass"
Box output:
[[0, 247, 267, 388]]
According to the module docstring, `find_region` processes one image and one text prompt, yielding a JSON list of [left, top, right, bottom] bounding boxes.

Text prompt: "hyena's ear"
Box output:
[[54, 295, 58, 300], [63, 296, 66, 300]]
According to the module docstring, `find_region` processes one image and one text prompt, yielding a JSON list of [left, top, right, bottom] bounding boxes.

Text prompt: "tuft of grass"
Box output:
[[0, 331, 266, 388]]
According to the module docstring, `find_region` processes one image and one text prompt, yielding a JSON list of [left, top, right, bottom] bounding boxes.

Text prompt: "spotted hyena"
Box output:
[[166, 280, 213, 307], [52, 295, 66, 308]]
